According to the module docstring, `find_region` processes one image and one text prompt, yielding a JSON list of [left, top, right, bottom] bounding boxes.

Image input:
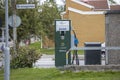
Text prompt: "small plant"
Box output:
[[10, 47, 41, 69]]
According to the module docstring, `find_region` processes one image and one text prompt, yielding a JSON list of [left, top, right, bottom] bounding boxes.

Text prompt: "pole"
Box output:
[[5, 0, 9, 47], [41, 36, 43, 48], [4, 0, 10, 80], [4, 47, 10, 80], [11, 0, 17, 51], [13, 25, 17, 51], [105, 50, 108, 65], [1, 27, 5, 51]]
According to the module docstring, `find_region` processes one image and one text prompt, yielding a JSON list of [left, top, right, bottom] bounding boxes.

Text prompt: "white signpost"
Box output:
[[16, 4, 35, 9]]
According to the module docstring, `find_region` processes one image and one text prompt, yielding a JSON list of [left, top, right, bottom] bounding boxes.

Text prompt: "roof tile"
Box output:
[[110, 5, 120, 10], [81, 0, 109, 10]]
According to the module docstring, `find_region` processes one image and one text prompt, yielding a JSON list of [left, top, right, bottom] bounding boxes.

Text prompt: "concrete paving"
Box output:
[[33, 54, 55, 68], [0, 54, 105, 68], [0, 53, 105, 69], [33, 54, 105, 68]]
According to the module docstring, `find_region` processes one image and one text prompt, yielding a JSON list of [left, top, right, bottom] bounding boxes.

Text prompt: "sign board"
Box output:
[[8, 15, 21, 27], [56, 20, 70, 31], [16, 4, 35, 9]]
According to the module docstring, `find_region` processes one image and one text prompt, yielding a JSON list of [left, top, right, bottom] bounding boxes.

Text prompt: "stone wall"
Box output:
[[105, 10, 120, 65]]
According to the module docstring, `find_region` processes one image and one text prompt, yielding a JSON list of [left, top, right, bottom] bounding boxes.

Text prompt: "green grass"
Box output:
[[40, 48, 55, 55], [29, 41, 55, 55], [29, 41, 41, 49], [29, 41, 84, 55], [0, 68, 120, 80], [72, 50, 84, 55]]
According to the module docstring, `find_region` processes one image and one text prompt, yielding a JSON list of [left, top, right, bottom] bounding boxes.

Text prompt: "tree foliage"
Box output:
[[38, 1, 61, 40], [0, 1, 5, 36], [6, 0, 42, 44], [1, 0, 117, 43], [0, 0, 61, 48], [109, 0, 116, 4]]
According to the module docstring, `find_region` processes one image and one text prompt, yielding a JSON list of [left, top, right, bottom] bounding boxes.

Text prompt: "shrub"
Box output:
[[10, 47, 41, 69]]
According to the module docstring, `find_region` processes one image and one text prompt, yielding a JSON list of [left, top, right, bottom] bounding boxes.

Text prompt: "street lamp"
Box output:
[[4, 0, 10, 80]]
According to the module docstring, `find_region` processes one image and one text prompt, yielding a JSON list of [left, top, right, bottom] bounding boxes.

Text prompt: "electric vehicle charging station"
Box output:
[[55, 20, 71, 67]]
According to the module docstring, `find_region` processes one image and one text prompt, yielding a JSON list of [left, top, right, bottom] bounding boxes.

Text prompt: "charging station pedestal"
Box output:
[[55, 20, 71, 67]]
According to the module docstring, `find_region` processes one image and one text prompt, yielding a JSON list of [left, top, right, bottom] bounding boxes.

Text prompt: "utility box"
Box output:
[[55, 20, 71, 67], [84, 42, 101, 65]]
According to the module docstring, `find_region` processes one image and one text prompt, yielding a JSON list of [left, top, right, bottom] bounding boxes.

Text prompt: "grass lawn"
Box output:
[[0, 68, 120, 80], [0, 42, 119, 80]]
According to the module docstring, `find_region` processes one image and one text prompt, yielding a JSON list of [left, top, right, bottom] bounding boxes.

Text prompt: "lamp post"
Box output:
[[1, 28, 5, 44], [4, 0, 10, 80]]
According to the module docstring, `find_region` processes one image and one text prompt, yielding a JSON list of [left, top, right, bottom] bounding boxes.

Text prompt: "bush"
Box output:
[[10, 47, 41, 69]]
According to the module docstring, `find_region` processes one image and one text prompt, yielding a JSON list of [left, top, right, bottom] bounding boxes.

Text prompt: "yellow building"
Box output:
[[61, 0, 110, 46]]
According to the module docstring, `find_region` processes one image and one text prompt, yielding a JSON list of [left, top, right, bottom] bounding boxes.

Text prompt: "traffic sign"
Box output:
[[8, 15, 21, 27], [16, 4, 35, 9]]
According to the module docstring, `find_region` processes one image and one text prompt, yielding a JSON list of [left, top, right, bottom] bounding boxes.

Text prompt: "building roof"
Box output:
[[68, 7, 104, 15], [110, 5, 120, 10], [80, 0, 109, 10], [71, 0, 94, 9]]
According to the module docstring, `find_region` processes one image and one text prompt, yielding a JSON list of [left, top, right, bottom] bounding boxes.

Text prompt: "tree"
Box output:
[[0, 1, 5, 36], [0, 0, 12, 26], [39, 1, 61, 41], [109, 0, 116, 4], [0, 0, 5, 25], [8, 0, 42, 44]]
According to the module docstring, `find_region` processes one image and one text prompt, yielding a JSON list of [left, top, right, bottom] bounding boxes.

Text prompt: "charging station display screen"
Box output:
[[56, 21, 70, 31]]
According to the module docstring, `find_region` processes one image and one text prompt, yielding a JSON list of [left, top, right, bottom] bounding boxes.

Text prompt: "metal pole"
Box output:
[[41, 36, 43, 48], [4, 47, 10, 80], [4, 0, 10, 80], [13, 26, 17, 51], [12, 0, 17, 51], [105, 50, 108, 65], [2, 28, 5, 43], [5, 0, 9, 47], [1, 28, 5, 70]]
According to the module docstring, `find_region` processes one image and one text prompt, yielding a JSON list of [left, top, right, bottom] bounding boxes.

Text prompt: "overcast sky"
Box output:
[[39, 0, 64, 5], [55, 0, 64, 5], [40, 0, 120, 5], [114, 0, 120, 4], [55, 0, 120, 5]]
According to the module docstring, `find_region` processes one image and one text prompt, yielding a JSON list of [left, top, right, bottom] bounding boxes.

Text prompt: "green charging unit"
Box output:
[[55, 20, 71, 67]]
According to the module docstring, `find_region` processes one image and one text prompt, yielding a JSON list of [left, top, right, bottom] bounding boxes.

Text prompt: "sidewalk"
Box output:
[[33, 54, 105, 68], [33, 54, 55, 68]]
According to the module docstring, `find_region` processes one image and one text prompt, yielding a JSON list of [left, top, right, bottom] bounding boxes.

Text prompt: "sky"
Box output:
[[39, 0, 120, 5], [114, 0, 120, 4], [39, 0, 64, 5], [55, 0, 120, 5]]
